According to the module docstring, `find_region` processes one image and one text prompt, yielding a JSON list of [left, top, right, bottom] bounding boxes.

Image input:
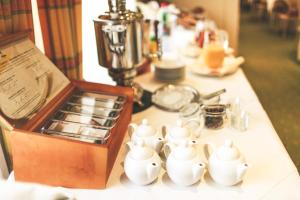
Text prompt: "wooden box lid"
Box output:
[[0, 33, 70, 130]]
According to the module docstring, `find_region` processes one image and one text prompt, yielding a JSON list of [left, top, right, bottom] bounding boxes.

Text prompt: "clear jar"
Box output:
[[203, 104, 228, 129], [229, 97, 249, 131], [179, 102, 204, 131]]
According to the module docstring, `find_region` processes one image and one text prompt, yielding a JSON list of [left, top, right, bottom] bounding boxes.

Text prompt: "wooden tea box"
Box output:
[[0, 33, 133, 189]]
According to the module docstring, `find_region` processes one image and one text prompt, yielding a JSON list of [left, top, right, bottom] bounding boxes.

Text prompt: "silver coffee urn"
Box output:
[[94, 0, 160, 107]]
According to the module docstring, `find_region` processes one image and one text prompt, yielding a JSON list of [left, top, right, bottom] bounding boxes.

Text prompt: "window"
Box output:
[[31, 0, 45, 53]]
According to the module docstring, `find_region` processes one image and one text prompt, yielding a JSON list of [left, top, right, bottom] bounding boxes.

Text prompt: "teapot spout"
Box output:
[[153, 137, 164, 152], [237, 163, 248, 180], [163, 142, 176, 158], [147, 162, 160, 180], [192, 162, 205, 180]]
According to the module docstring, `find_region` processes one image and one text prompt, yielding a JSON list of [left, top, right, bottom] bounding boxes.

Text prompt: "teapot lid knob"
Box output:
[[179, 140, 189, 148], [135, 119, 156, 136], [142, 118, 148, 125], [129, 139, 153, 160], [217, 139, 240, 161], [136, 139, 144, 147], [173, 140, 197, 160], [176, 119, 183, 127], [170, 119, 190, 138], [224, 139, 233, 148]]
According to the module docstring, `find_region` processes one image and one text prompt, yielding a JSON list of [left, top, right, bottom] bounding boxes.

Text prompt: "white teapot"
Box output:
[[162, 119, 200, 147], [164, 140, 206, 186], [124, 140, 161, 185], [128, 119, 164, 153], [204, 139, 249, 186]]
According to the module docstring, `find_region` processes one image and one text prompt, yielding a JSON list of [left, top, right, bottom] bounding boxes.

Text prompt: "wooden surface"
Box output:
[[0, 32, 30, 49]]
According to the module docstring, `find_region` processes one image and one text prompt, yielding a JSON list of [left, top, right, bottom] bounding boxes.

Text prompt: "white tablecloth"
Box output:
[[2, 69, 300, 200], [77, 69, 298, 200]]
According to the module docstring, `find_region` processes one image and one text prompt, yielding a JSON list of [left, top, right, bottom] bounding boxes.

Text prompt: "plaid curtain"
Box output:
[[37, 0, 82, 80], [0, 0, 34, 41]]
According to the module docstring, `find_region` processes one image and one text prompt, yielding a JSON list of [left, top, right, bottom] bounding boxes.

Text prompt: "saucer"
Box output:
[[154, 59, 185, 83], [189, 56, 245, 77]]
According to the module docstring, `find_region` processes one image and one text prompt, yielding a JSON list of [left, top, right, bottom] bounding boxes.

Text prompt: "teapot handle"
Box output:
[[163, 142, 174, 158], [128, 123, 137, 138], [125, 141, 133, 153], [203, 143, 216, 161], [125, 139, 145, 153], [161, 125, 167, 138]]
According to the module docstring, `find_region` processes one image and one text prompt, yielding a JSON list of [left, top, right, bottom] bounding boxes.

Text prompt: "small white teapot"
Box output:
[[164, 140, 206, 186], [124, 140, 161, 185], [204, 139, 249, 186], [128, 119, 164, 153], [162, 119, 200, 147]]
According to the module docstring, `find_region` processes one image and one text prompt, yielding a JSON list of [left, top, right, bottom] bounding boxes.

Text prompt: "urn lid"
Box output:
[[216, 140, 240, 161], [95, 0, 143, 25]]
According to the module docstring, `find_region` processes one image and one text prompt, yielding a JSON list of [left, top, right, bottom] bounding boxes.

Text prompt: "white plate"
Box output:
[[181, 44, 235, 59], [154, 59, 185, 69], [189, 56, 245, 77]]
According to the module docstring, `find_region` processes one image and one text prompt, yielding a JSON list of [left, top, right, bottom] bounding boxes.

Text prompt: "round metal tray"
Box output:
[[151, 84, 200, 112]]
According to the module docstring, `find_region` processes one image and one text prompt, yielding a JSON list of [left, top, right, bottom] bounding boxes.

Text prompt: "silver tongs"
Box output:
[[201, 88, 226, 100]]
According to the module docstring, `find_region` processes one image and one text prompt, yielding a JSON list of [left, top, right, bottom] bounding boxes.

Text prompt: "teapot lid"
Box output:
[[172, 141, 197, 160], [216, 140, 240, 161], [170, 120, 190, 139], [136, 119, 156, 137], [129, 140, 154, 160]]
